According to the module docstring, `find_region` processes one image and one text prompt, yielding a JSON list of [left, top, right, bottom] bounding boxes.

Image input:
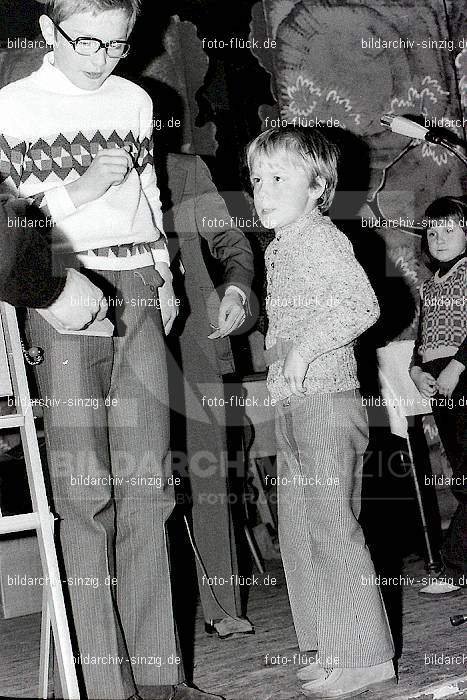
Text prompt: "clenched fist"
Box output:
[[66, 147, 134, 207]]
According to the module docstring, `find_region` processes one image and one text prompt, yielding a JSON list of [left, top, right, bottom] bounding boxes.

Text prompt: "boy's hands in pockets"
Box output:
[[66, 147, 134, 207], [283, 347, 309, 396]]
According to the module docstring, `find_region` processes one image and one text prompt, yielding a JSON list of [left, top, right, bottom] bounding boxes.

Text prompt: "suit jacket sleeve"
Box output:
[[193, 156, 254, 298], [0, 196, 66, 308]]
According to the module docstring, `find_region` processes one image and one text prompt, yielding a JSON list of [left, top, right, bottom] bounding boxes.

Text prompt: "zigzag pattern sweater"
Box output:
[[0, 52, 168, 270]]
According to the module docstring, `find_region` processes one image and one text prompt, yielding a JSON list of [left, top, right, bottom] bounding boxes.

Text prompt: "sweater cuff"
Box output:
[[44, 185, 77, 223], [453, 340, 467, 368], [294, 329, 324, 364], [151, 245, 171, 267]]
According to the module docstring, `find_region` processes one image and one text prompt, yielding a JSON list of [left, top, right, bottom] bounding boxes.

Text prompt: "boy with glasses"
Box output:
[[0, 1, 222, 698]]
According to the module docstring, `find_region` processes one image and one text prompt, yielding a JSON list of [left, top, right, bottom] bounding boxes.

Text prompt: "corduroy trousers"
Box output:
[[25, 267, 180, 700], [275, 388, 394, 667]]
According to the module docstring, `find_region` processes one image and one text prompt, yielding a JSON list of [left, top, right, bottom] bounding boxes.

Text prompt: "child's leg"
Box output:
[[277, 389, 394, 667], [25, 308, 135, 700], [106, 268, 180, 687], [275, 401, 318, 653]]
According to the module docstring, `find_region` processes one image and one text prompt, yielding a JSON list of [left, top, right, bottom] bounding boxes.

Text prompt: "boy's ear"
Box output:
[[39, 15, 55, 47], [310, 175, 326, 200]]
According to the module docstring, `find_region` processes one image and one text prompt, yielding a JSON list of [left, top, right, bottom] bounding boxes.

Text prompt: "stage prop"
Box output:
[[376, 340, 440, 575]]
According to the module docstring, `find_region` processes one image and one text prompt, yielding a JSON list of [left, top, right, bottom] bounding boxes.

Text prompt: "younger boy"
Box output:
[[0, 2, 221, 698], [247, 126, 396, 698]]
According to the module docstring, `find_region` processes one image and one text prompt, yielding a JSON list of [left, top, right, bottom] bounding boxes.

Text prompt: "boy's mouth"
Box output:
[[84, 71, 104, 80]]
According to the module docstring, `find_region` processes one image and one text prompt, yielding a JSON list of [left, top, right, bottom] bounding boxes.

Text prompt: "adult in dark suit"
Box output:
[[163, 153, 255, 638], [0, 195, 105, 324]]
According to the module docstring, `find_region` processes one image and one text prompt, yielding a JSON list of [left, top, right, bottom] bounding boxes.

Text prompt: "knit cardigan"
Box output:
[[264, 208, 380, 401]]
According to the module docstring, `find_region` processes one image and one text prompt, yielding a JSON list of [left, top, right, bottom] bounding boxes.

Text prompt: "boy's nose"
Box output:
[[255, 192, 270, 208], [90, 47, 107, 68], [255, 182, 272, 204]]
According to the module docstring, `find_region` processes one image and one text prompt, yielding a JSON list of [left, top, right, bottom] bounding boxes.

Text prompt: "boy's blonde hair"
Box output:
[[246, 125, 339, 212], [45, 0, 141, 30]]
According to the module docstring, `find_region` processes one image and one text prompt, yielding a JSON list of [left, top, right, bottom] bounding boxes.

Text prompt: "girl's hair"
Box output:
[[246, 125, 339, 212], [45, 0, 141, 29], [421, 196, 467, 269]]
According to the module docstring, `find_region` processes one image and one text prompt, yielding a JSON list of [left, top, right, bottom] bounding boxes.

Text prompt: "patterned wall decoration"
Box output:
[[251, 0, 466, 341], [141, 16, 217, 157]]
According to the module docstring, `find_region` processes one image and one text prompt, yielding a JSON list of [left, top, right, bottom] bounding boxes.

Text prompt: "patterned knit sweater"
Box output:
[[414, 257, 466, 364], [264, 209, 380, 401], [0, 52, 168, 270]]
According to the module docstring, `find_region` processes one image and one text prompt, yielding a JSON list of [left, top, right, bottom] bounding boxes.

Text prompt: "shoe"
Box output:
[[301, 661, 397, 698], [418, 578, 462, 597], [296, 652, 327, 682], [168, 682, 225, 700], [204, 616, 254, 639]]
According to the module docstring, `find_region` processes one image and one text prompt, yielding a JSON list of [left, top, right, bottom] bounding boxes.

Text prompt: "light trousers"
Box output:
[[26, 267, 180, 699], [275, 388, 394, 667]]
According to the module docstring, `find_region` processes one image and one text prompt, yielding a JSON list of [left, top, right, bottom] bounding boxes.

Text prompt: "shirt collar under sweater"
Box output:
[[275, 207, 324, 239], [436, 252, 466, 278], [32, 52, 109, 96]]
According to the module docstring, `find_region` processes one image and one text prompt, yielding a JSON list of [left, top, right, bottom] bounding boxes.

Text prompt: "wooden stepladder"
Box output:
[[0, 302, 79, 699]]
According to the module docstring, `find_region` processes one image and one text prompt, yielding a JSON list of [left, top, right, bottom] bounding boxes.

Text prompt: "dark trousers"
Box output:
[[167, 336, 243, 625], [424, 357, 466, 582]]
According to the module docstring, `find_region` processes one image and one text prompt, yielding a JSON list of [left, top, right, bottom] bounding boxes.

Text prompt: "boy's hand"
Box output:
[[436, 359, 464, 398], [66, 147, 133, 207], [282, 347, 309, 396], [154, 263, 178, 335], [158, 280, 178, 335], [409, 366, 437, 398], [47, 268, 107, 331]]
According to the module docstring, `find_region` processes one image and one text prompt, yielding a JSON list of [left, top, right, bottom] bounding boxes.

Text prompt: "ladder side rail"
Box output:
[[0, 302, 80, 699]]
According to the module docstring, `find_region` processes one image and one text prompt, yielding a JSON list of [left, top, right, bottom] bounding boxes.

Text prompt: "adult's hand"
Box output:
[[211, 289, 245, 338], [46, 268, 107, 331]]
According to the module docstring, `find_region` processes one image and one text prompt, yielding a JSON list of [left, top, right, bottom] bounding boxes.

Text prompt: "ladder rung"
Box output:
[[0, 512, 40, 535], [0, 413, 25, 429]]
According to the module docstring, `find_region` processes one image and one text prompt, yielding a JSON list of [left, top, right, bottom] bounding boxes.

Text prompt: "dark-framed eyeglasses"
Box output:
[[52, 21, 131, 58]]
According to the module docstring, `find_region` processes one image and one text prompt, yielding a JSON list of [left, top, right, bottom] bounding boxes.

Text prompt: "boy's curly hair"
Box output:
[[45, 0, 141, 29]]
